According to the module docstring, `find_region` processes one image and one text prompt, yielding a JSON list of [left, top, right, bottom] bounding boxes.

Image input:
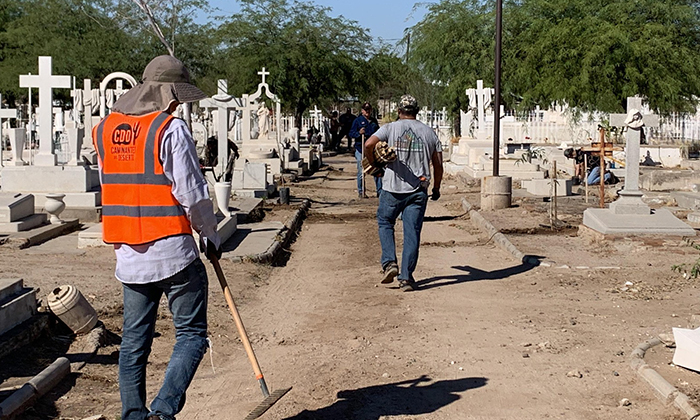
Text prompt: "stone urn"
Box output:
[[214, 181, 232, 216], [45, 193, 66, 224]]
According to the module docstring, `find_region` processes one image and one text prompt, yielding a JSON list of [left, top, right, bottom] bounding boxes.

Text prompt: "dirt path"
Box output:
[[4, 153, 699, 419]]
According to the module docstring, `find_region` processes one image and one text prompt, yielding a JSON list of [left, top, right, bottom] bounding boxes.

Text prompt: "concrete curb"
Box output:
[[631, 338, 700, 419], [5, 219, 80, 249], [461, 197, 540, 266], [232, 199, 311, 264]]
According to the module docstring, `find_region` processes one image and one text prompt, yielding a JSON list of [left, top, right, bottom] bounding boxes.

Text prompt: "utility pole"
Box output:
[[493, 0, 502, 176]]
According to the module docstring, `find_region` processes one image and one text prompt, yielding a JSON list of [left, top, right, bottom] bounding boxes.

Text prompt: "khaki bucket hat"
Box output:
[[112, 55, 207, 116]]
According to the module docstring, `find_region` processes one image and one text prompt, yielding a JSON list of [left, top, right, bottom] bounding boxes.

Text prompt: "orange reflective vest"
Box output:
[[93, 111, 192, 245]]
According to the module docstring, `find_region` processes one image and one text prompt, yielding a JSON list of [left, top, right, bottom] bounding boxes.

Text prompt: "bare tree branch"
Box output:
[[131, 0, 175, 56]]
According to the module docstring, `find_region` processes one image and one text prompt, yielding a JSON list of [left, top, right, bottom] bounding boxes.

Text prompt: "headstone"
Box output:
[[78, 79, 98, 164], [19, 56, 71, 166], [672, 327, 700, 372], [8, 129, 26, 166], [0, 194, 34, 223], [583, 96, 695, 236], [0, 193, 47, 232], [243, 162, 268, 190], [0, 103, 18, 156], [65, 126, 85, 165], [0, 279, 37, 337], [522, 178, 572, 196]]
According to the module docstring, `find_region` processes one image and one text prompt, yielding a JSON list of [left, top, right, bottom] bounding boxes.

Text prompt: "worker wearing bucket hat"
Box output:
[[94, 55, 220, 420]]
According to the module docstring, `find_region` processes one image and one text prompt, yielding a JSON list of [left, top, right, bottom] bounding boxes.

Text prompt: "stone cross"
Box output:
[[465, 80, 494, 139], [0, 97, 18, 165], [310, 106, 322, 129], [19, 56, 71, 166], [258, 67, 270, 85], [609, 96, 660, 214], [199, 79, 243, 177]]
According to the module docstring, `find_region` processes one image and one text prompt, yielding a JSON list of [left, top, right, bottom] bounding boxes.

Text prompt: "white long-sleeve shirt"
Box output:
[[108, 118, 220, 284]]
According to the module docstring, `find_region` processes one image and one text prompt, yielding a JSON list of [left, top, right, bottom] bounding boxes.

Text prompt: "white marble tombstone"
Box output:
[[19, 57, 71, 166]]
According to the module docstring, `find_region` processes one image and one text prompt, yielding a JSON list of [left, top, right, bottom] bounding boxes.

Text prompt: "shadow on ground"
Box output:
[[282, 375, 487, 420], [415, 263, 537, 290]]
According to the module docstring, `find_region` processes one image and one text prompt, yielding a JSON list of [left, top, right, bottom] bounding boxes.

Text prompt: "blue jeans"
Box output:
[[120, 258, 209, 420], [377, 189, 429, 281], [587, 166, 611, 185], [355, 149, 383, 196]]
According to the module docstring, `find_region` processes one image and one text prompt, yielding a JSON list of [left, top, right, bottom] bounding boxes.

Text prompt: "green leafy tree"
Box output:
[[0, 0, 138, 104], [406, 0, 494, 134], [216, 0, 377, 127], [508, 0, 700, 113], [408, 0, 700, 116]]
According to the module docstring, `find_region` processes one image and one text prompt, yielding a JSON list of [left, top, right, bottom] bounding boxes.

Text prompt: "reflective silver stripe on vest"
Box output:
[[102, 205, 185, 218], [98, 112, 172, 185]]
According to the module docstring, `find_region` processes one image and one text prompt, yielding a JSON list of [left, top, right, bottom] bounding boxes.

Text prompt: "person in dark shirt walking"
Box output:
[[349, 102, 380, 197]]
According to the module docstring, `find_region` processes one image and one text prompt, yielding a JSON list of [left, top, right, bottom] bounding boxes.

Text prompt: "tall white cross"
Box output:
[[199, 79, 243, 177], [258, 67, 270, 85], [19, 56, 71, 166], [609, 96, 660, 214], [310, 106, 322, 129], [466, 80, 494, 139]]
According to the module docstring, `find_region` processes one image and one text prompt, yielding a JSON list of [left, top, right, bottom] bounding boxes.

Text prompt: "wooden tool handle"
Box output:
[[208, 253, 267, 390]]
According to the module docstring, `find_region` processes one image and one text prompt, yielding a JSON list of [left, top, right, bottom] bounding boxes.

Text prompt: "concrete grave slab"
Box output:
[[2, 165, 100, 194], [0, 213, 48, 233], [672, 192, 700, 210], [583, 208, 696, 236], [228, 197, 263, 224], [221, 221, 284, 260], [77, 224, 108, 248]]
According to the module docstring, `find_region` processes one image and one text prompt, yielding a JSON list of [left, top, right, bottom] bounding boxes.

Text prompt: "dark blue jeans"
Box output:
[[377, 189, 428, 281], [119, 258, 209, 420], [587, 166, 612, 185]]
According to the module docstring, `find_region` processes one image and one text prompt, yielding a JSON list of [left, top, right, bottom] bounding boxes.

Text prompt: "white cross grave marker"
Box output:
[[258, 67, 270, 85], [609, 96, 660, 214], [19, 57, 71, 166], [466, 80, 494, 139], [199, 79, 243, 177], [310, 106, 322, 130]]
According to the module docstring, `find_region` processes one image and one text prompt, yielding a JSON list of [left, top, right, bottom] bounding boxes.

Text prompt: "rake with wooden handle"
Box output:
[[207, 249, 291, 419]]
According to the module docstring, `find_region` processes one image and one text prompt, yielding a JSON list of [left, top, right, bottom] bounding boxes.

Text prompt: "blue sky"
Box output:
[[203, 1, 434, 45]]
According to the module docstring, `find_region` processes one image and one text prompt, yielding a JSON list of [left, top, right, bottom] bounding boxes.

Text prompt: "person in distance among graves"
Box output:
[[339, 107, 356, 151], [563, 147, 617, 186], [349, 102, 381, 198], [365, 95, 443, 292], [93, 55, 221, 420]]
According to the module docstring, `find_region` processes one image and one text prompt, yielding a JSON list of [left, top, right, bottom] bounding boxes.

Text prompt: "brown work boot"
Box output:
[[398, 278, 417, 292], [381, 262, 399, 284]]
